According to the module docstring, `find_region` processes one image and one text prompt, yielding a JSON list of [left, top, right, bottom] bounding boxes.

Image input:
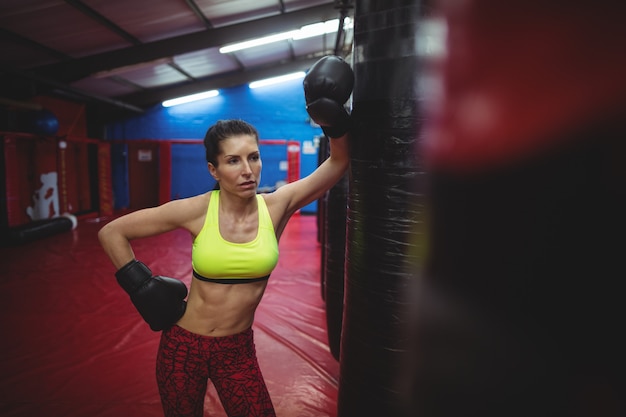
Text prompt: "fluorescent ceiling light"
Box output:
[[162, 90, 219, 107], [220, 31, 298, 53], [293, 19, 345, 40], [249, 72, 306, 89], [220, 18, 352, 53]]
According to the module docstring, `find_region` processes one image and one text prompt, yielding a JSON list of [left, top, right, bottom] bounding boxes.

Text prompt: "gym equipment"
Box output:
[[338, 1, 423, 416], [22, 109, 60, 136], [323, 171, 349, 361], [115, 259, 188, 331], [304, 55, 354, 138], [3, 213, 77, 246]]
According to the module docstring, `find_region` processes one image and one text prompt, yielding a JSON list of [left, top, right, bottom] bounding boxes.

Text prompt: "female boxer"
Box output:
[[98, 55, 353, 417]]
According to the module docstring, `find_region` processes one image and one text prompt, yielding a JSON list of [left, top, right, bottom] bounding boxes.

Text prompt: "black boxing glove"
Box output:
[[303, 55, 354, 138], [115, 259, 187, 331]]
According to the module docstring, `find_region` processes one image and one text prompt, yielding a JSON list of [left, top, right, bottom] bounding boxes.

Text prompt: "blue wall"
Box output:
[[106, 77, 324, 212]]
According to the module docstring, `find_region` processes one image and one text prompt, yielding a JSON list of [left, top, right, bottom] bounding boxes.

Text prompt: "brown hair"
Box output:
[[203, 119, 259, 166]]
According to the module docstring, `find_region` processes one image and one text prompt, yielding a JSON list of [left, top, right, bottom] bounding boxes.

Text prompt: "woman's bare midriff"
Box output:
[[175, 277, 269, 337]]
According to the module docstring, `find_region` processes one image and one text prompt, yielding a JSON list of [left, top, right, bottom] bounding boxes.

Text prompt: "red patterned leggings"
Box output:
[[156, 325, 276, 417]]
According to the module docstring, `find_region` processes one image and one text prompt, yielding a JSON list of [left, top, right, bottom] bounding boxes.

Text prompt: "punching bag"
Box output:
[[413, 1, 626, 416], [317, 135, 330, 300], [4, 213, 77, 246], [18, 109, 60, 136], [323, 171, 349, 361], [338, 1, 425, 416]]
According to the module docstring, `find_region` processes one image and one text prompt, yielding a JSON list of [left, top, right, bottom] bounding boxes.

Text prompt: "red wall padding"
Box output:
[[3, 134, 57, 226], [3, 133, 112, 227]]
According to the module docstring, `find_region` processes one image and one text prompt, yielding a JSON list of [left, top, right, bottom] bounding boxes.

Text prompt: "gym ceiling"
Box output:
[[0, 0, 354, 115]]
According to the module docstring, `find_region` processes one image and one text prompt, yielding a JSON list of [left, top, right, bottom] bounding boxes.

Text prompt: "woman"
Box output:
[[98, 56, 353, 417]]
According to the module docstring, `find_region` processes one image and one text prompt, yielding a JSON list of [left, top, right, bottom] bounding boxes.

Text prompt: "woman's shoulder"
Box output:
[[168, 191, 211, 208], [259, 189, 286, 211], [260, 188, 294, 233], [160, 192, 211, 222], [162, 192, 211, 235]]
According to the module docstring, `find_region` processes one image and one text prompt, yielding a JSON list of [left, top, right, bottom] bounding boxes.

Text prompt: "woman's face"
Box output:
[[209, 134, 261, 197]]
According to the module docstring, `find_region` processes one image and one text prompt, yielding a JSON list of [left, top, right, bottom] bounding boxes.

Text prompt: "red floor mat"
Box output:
[[0, 213, 338, 417]]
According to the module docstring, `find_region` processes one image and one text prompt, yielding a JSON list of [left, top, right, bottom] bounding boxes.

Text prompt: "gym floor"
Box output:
[[0, 213, 338, 417]]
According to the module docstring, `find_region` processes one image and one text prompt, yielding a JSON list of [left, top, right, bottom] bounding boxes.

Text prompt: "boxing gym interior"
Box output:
[[1, 1, 625, 417]]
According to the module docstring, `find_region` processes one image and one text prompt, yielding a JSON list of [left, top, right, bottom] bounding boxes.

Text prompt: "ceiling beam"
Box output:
[[65, 0, 142, 45], [120, 56, 322, 108], [36, 3, 338, 84], [0, 63, 144, 113], [184, 0, 213, 29], [0, 28, 72, 62]]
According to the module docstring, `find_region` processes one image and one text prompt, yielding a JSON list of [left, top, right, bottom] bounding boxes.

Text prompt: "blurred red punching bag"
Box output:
[[412, 1, 626, 417]]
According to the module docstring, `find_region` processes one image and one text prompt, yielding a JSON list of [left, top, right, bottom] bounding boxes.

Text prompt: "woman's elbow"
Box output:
[[97, 222, 116, 247]]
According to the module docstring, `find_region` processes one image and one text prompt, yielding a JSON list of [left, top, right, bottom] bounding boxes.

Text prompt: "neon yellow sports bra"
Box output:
[[192, 190, 279, 284]]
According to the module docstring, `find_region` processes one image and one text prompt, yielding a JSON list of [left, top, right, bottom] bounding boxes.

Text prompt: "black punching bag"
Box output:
[[318, 134, 330, 300], [338, 1, 424, 416], [413, 1, 626, 416], [324, 171, 349, 361]]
